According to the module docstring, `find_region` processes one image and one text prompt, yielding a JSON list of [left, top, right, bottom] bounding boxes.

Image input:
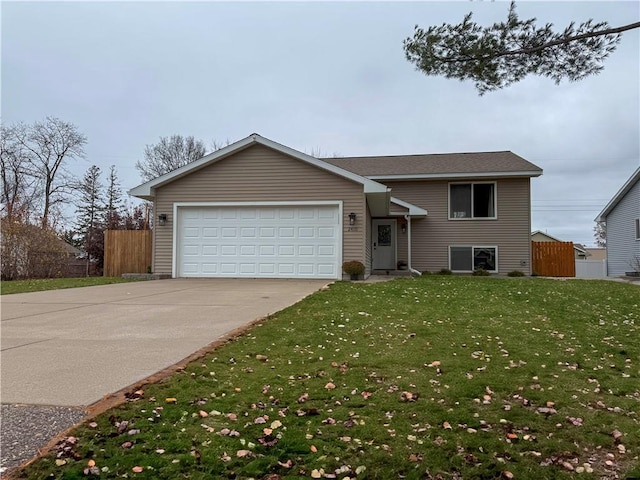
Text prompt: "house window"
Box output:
[[636, 218, 640, 240], [449, 246, 498, 272], [449, 182, 496, 219]]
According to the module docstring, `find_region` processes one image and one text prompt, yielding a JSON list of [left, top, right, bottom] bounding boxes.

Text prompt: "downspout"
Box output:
[[405, 214, 421, 276]]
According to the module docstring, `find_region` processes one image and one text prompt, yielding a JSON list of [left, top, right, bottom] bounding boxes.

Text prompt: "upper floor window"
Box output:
[[636, 218, 640, 240], [449, 182, 496, 219]]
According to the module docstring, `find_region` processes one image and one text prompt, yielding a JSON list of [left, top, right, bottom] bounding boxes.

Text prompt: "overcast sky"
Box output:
[[2, 1, 639, 247]]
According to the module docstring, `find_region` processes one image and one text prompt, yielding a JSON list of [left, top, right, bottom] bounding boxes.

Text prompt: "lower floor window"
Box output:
[[449, 246, 497, 272]]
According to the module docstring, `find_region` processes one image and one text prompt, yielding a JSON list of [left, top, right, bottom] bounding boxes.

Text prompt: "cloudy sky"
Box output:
[[2, 1, 639, 247]]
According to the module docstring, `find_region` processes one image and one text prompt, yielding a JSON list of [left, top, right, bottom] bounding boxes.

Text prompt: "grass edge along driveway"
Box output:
[[0, 277, 137, 295], [15, 276, 640, 480]]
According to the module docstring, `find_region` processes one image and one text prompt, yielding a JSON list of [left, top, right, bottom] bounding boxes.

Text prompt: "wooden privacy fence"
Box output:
[[104, 230, 152, 277], [531, 241, 576, 277]]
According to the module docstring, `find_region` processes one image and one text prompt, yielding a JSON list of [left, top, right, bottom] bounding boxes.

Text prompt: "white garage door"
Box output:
[[177, 205, 341, 279]]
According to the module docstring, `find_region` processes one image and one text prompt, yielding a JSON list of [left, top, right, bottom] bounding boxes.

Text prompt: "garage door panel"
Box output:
[[298, 245, 314, 256], [298, 227, 314, 237], [259, 245, 275, 255], [278, 264, 295, 274], [178, 205, 340, 279], [260, 227, 275, 238], [318, 245, 335, 256], [221, 245, 238, 256], [241, 227, 256, 237], [203, 227, 218, 238], [183, 227, 200, 237], [202, 263, 218, 273], [279, 227, 294, 238], [259, 264, 276, 274], [183, 245, 199, 256], [318, 227, 336, 237], [202, 245, 218, 256]]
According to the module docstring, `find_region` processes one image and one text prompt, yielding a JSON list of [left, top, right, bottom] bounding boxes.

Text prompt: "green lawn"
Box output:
[[0, 277, 136, 295], [16, 276, 640, 479]]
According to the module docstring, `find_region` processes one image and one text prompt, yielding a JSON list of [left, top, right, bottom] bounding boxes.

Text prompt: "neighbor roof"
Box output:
[[596, 166, 640, 222], [323, 151, 543, 179]]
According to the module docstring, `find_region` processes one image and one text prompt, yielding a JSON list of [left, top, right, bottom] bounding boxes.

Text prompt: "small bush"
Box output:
[[438, 268, 452, 275], [422, 270, 431, 275], [342, 260, 365, 276], [472, 268, 490, 276], [508, 270, 525, 277]]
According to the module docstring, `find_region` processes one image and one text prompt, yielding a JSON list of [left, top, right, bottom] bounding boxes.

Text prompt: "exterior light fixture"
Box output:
[[401, 223, 407, 234], [158, 213, 168, 226], [348, 212, 357, 225]]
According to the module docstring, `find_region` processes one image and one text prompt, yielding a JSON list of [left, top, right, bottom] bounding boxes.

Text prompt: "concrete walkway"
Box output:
[[1, 278, 327, 406]]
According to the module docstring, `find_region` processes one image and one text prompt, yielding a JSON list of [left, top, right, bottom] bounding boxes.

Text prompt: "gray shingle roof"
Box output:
[[322, 151, 542, 178]]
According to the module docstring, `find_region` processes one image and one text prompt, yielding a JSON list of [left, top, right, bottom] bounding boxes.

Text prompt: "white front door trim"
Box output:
[[171, 201, 343, 278]]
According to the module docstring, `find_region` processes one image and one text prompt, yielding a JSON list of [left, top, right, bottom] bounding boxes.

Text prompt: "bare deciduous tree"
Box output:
[[136, 135, 207, 182], [0, 123, 38, 219], [10, 116, 87, 227]]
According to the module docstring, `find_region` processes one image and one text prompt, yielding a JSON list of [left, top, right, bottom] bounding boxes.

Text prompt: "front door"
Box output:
[[372, 219, 396, 270]]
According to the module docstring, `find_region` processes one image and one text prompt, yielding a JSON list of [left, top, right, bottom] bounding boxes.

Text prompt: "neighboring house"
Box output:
[[530, 230, 588, 259], [129, 134, 542, 279], [584, 248, 606, 261], [596, 166, 640, 276]]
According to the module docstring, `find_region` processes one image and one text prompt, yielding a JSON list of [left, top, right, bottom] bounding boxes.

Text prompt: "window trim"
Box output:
[[635, 218, 640, 240], [448, 181, 497, 220], [448, 245, 499, 273]]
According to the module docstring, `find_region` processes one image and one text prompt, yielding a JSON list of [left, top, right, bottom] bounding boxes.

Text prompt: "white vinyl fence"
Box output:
[[575, 260, 607, 279]]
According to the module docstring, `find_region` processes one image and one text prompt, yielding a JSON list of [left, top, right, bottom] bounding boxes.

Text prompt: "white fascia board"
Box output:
[[128, 135, 256, 199], [390, 197, 428, 217], [367, 170, 543, 181], [596, 166, 640, 222], [128, 133, 389, 199]]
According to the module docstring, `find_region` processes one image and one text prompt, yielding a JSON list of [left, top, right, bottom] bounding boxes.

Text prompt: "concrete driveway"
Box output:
[[1, 278, 327, 406]]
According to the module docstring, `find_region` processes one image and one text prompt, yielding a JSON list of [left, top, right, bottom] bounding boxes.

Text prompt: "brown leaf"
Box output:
[[612, 429, 623, 442], [236, 449, 252, 458], [132, 466, 144, 473]]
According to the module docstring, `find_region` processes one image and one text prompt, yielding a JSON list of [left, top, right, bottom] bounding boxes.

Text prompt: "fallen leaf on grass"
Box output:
[[325, 382, 336, 390], [132, 466, 144, 473], [236, 449, 252, 458]]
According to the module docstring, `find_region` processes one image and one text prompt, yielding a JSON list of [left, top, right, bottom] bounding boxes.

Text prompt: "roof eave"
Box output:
[[367, 170, 543, 181], [596, 166, 640, 222], [390, 196, 428, 217], [128, 133, 389, 199]]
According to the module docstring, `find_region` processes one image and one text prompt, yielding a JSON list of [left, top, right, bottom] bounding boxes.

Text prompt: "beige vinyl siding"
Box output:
[[153, 144, 366, 275], [385, 178, 532, 274]]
